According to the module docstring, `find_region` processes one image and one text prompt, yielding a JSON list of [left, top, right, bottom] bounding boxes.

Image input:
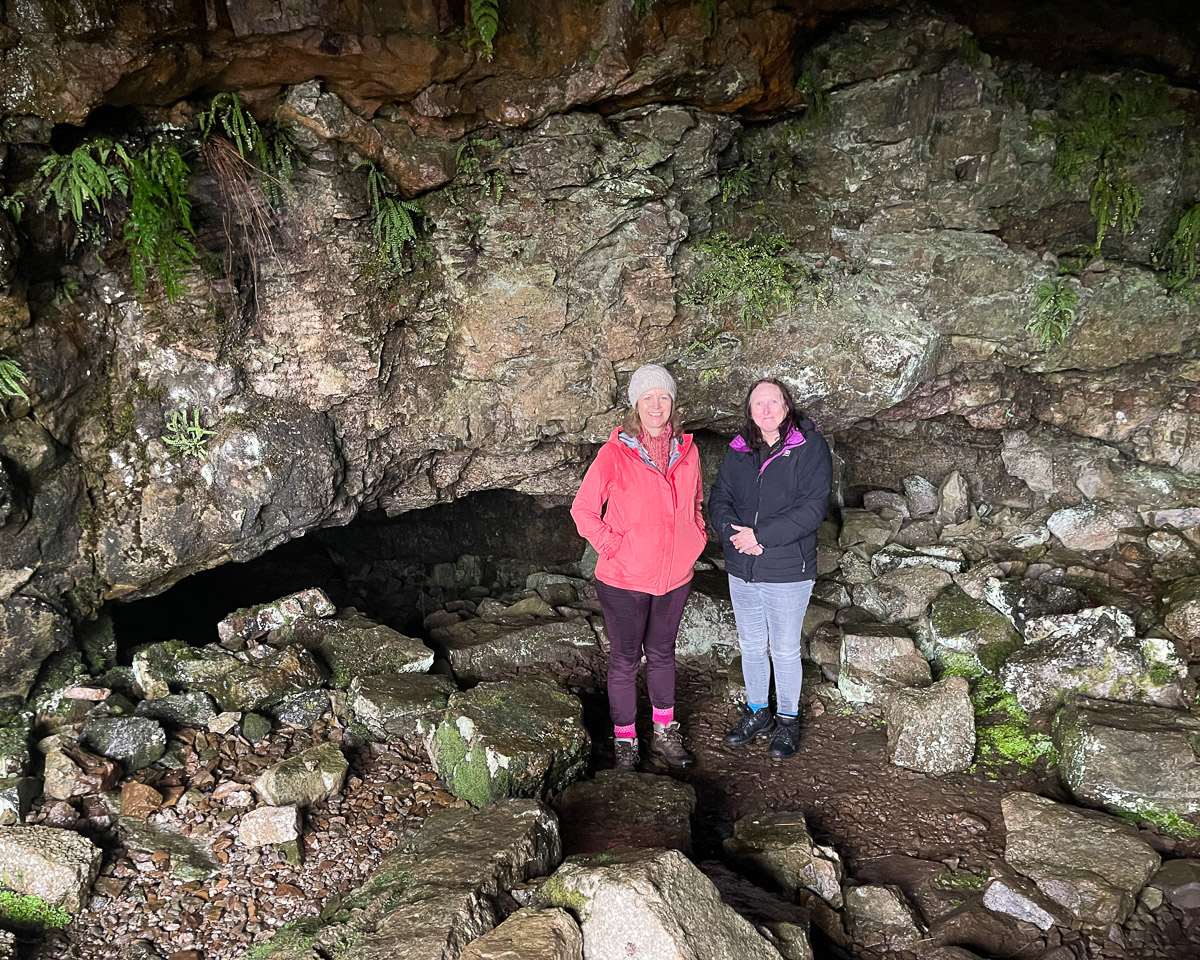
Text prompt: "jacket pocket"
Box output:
[[608, 527, 662, 586]]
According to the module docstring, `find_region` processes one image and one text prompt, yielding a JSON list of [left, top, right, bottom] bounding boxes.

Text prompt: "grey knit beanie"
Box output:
[[627, 363, 677, 406]]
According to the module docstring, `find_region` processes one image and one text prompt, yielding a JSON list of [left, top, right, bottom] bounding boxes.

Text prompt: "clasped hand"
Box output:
[[730, 524, 763, 556]]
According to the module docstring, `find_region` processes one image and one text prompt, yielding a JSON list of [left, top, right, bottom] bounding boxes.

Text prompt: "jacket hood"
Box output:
[[729, 420, 811, 453]]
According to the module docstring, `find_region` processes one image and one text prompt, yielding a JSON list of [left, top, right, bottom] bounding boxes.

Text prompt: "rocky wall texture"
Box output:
[[2, 2, 1200, 678]]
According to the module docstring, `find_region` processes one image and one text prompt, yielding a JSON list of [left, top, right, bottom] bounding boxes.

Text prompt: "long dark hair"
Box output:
[[738, 377, 803, 450]]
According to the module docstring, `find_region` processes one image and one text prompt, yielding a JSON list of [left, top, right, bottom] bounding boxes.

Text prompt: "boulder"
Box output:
[[981, 578, 1082, 632], [981, 868, 1065, 931], [698, 860, 814, 960], [1148, 859, 1200, 910], [916, 585, 1023, 673], [541, 847, 789, 960], [259, 800, 560, 960], [675, 581, 739, 660], [1046, 502, 1137, 551], [936, 471, 970, 525], [552, 769, 695, 855], [118, 817, 220, 882], [1001, 791, 1160, 927], [267, 689, 330, 727], [210, 646, 330, 712], [884, 676, 975, 774], [1162, 576, 1200, 660], [839, 548, 876, 585], [903, 475, 940, 516], [82, 717, 166, 771], [461, 907, 582, 960], [869, 544, 964, 576], [842, 884, 926, 949], [238, 805, 302, 847], [839, 510, 898, 549], [216, 588, 336, 645], [349, 673, 458, 741], [891, 519, 942, 548], [423, 677, 589, 807], [1053, 696, 1200, 818], [999, 606, 1190, 715], [253, 742, 348, 808], [863, 491, 909, 518], [0, 597, 72, 699], [0, 712, 30, 778], [722, 811, 844, 907], [0, 778, 37, 826], [41, 744, 119, 800], [526, 573, 584, 607], [268, 610, 434, 687], [852, 566, 952, 622], [837, 624, 932, 704], [430, 616, 598, 683], [133, 692, 218, 727], [0, 825, 102, 912]]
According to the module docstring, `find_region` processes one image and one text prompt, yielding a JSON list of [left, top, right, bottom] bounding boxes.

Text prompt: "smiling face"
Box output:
[[636, 388, 674, 437], [749, 382, 788, 442]]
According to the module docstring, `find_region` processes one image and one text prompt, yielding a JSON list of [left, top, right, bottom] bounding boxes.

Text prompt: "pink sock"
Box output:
[[652, 707, 674, 726], [614, 723, 637, 740]]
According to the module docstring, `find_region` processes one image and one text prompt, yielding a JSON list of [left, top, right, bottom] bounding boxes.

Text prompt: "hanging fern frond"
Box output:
[[357, 162, 424, 276], [1157, 202, 1200, 293], [121, 142, 197, 301], [199, 92, 303, 206], [0, 353, 29, 403], [468, 0, 500, 61], [700, 0, 719, 36], [38, 139, 126, 225]]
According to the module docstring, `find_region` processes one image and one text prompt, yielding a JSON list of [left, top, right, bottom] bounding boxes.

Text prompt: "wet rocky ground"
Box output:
[[24, 657, 1199, 960]]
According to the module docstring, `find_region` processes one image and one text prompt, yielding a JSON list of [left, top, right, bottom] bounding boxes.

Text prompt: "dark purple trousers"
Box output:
[[596, 579, 692, 728]]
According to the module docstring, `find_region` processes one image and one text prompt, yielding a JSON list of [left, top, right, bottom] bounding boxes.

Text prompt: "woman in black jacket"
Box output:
[[708, 378, 833, 758]]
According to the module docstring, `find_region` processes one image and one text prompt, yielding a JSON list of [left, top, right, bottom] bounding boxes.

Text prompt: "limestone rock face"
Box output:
[[837, 624, 932, 704], [722, 811, 844, 908], [252, 742, 348, 808], [999, 607, 1190, 715], [1053, 696, 1200, 817], [0, 825, 102, 912], [542, 848, 789, 960], [0, 597, 71, 699], [884, 676, 975, 775], [422, 678, 589, 806], [1001, 791, 1161, 927]]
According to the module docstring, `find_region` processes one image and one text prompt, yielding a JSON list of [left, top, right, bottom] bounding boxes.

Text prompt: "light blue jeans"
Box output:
[[728, 575, 814, 715]]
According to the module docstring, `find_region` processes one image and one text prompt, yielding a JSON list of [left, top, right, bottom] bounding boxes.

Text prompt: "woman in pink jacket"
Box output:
[[571, 364, 707, 772]]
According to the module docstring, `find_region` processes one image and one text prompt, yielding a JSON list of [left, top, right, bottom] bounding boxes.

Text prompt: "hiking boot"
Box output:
[[723, 703, 776, 746], [650, 721, 695, 769], [768, 715, 800, 759], [614, 737, 638, 772]]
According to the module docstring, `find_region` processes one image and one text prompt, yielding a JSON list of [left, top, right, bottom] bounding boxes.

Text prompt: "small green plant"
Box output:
[[1, 189, 24, 222], [198, 92, 301, 205], [686, 233, 796, 329], [162, 406, 216, 459], [720, 163, 755, 203], [1118, 806, 1200, 839], [934, 869, 988, 890], [468, 0, 500, 60], [38, 138, 125, 228], [123, 142, 196, 301], [451, 138, 505, 204], [1028, 277, 1078, 347], [959, 36, 982, 67], [358, 162, 424, 276], [0, 889, 71, 929], [1156, 202, 1200, 294], [0, 353, 29, 404], [1001, 76, 1026, 104], [795, 70, 831, 124], [699, 0, 718, 35], [633, 0, 656, 15]]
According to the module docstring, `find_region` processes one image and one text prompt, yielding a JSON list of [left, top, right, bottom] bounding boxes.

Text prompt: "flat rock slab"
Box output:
[[253, 742, 348, 808], [852, 566, 952, 623], [430, 617, 598, 683], [349, 673, 457, 741], [1053, 696, 1200, 817], [269, 610, 434, 688], [552, 769, 696, 855], [460, 907, 582, 960], [238, 805, 301, 847], [423, 677, 589, 807], [1148, 859, 1200, 910], [1002, 791, 1160, 927], [982, 578, 1081, 633], [843, 884, 926, 950], [82, 716, 166, 772], [1000, 606, 1189, 715], [0, 824, 102, 912], [885, 675, 975, 775], [838, 624, 931, 705], [217, 588, 336, 644], [250, 800, 561, 960], [119, 817, 219, 882], [918, 585, 1022, 670], [698, 860, 813, 960], [722, 810, 844, 908], [541, 847, 788, 960]]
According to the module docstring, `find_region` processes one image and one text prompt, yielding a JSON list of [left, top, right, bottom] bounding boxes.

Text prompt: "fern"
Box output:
[[122, 142, 197, 301], [468, 0, 500, 60], [634, 0, 655, 14], [38, 139, 125, 225], [162, 406, 215, 460], [358, 162, 423, 275], [1028, 277, 1078, 347], [700, 0, 718, 35], [1, 190, 24, 223], [1157, 202, 1200, 293], [686, 233, 796, 329], [198, 92, 302, 205], [720, 163, 755, 203], [0, 353, 29, 403], [1089, 163, 1141, 255]]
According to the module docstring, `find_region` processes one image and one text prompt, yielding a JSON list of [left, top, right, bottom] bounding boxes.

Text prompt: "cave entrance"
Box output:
[[109, 489, 586, 650]]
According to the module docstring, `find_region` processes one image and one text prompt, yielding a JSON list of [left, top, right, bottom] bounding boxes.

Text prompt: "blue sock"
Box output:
[[748, 702, 768, 712]]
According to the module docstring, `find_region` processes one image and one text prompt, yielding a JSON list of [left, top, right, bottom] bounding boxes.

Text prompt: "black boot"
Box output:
[[768, 715, 800, 758], [724, 703, 776, 746]]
